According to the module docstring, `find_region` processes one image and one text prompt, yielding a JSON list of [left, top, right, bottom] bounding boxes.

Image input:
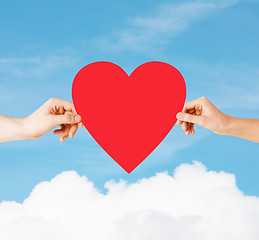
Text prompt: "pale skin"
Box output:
[[1, 96, 258, 143], [0, 98, 83, 143], [176, 96, 259, 143]]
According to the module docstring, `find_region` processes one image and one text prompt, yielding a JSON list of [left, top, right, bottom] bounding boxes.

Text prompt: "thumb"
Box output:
[[53, 114, 81, 125], [176, 112, 203, 126]]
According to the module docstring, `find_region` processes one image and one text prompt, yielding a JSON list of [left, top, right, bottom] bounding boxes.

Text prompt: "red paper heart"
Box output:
[[72, 61, 186, 173]]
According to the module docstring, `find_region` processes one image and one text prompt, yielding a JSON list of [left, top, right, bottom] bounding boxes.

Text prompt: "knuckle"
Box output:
[[48, 97, 56, 103], [200, 96, 208, 102]]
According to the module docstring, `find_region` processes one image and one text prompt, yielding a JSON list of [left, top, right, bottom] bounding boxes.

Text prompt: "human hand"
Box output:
[[23, 98, 83, 142], [176, 97, 231, 136]]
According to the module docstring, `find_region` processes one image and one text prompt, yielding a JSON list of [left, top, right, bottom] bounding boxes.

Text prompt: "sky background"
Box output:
[[0, 0, 259, 202]]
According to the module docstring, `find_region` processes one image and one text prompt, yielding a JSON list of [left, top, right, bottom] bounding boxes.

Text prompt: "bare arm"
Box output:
[[176, 96, 259, 143], [222, 117, 259, 143], [0, 116, 27, 142], [0, 98, 83, 143]]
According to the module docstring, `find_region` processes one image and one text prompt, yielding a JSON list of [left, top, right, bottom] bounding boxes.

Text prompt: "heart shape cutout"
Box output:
[[72, 61, 186, 173]]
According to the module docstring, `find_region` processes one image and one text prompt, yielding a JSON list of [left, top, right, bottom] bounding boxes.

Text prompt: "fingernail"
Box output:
[[176, 113, 183, 120], [75, 115, 81, 122]]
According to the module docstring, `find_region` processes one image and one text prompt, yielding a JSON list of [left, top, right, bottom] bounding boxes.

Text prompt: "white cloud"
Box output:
[[99, 0, 240, 53], [1, 161, 259, 240]]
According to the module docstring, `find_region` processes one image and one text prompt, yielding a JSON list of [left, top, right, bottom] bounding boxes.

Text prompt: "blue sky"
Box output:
[[0, 0, 259, 202]]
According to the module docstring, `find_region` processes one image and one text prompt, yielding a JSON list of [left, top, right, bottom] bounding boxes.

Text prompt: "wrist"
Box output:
[[218, 115, 238, 136], [16, 117, 31, 140], [21, 116, 39, 140], [0, 116, 29, 142]]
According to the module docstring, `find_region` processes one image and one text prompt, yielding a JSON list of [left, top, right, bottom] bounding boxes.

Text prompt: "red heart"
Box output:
[[72, 61, 186, 173]]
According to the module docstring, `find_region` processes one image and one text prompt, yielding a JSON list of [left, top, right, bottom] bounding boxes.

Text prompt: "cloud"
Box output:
[[1, 161, 259, 240], [98, 0, 240, 53]]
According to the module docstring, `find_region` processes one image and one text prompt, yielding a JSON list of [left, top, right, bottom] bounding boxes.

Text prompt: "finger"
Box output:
[[177, 120, 183, 125], [48, 98, 75, 112], [186, 122, 191, 136], [176, 119, 181, 126], [176, 113, 183, 125], [53, 124, 65, 135], [187, 108, 195, 134], [71, 106, 84, 128], [53, 114, 81, 126], [60, 124, 71, 142], [176, 108, 196, 126], [190, 124, 195, 135], [182, 98, 203, 113], [187, 122, 191, 135], [189, 123, 195, 135], [53, 129, 62, 135], [191, 128, 195, 135], [182, 121, 188, 131], [72, 106, 78, 115], [60, 132, 69, 142], [176, 107, 195, 126], [68, 124, 78, 138], [54, 128, 68, 135], [178, 98, 204, 124], [176, 112, 203, 126]]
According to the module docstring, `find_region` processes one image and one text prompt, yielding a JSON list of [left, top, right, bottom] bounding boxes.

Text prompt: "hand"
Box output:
[[176, 97, 231, 136], [24, 98, 83, 142]]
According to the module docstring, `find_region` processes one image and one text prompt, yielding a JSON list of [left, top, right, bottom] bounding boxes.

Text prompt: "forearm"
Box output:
[[222, 117, 259, 143], [0, 116, 28, 142]]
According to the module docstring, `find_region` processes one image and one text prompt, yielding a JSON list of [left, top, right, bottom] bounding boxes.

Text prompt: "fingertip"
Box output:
[[75, 115, 81, 123], [176, 112, 183, 120], [182, 122, 187, 131], [176, 119, 182, 126], [60, 135, 67, 142], [53, 129, 63, 135], [53, 131, 59, 135], [79, 122, 84, 128], [69, 131, 75, 138]]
